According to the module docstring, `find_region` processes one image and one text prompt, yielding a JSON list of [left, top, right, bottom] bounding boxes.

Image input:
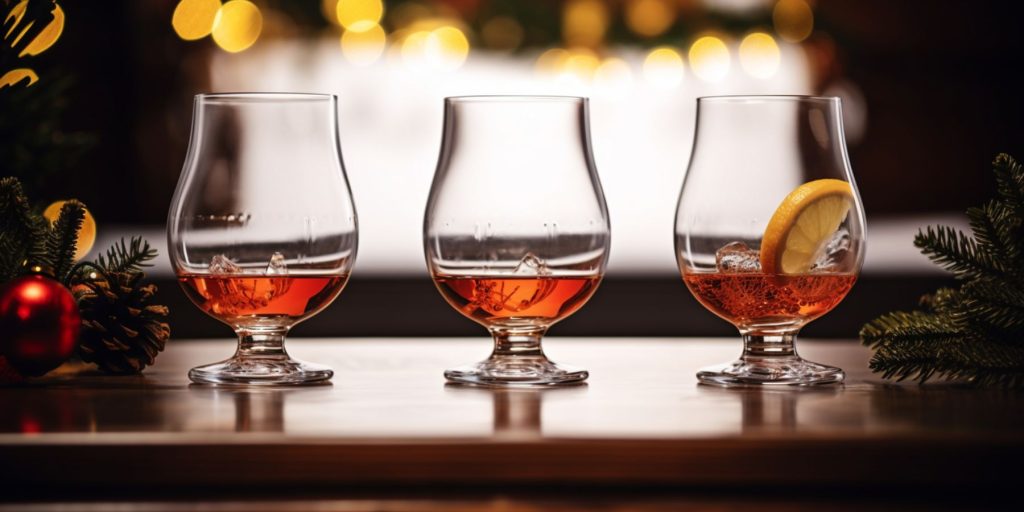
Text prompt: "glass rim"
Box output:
[[445, 95, 586, 103], [697, 95, 839, 104], [196, 92, 336, 103]]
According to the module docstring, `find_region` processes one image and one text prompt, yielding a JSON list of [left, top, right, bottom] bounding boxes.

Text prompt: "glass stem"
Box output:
[[741, 332, 798, 359], [490, 327, 548, 358], [235, 329, 290, 359]]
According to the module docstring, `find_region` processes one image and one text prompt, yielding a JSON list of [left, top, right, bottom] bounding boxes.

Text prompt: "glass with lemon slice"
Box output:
[[675, 96, 866, 387]]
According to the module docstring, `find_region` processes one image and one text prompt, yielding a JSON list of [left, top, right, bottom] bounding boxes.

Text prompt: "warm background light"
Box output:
[[211, 0, 262, 53], [562, 0, 609, 48], [0, 68, 38, 88], [480, 16, 524, 51], [739, 32, 781, 79], [341, 24, 386, 66], [625, 0, 676, 38], [688, 36, 730, 82], [172, 0, 219, 41], [642, 47, 684, 88], [773, 0, 814, 43], [43, 201, 97, 261], [336, 0, 384, 32]]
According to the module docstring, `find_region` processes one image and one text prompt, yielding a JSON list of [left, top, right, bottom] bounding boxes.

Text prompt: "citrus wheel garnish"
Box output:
[[760, 179, 854, 274]]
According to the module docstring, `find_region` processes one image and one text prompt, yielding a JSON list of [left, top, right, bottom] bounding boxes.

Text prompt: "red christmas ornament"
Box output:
[[0, 274, 80, 376]]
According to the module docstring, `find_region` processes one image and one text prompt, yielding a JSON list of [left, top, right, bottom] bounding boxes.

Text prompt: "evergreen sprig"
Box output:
[[94, 237, 157, 274], [45, 199, 85, 280], [861, 153, 1024, 387]]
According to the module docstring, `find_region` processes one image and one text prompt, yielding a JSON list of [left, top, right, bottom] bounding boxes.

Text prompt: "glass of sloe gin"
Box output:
[[168, 93, 358, 385], [675, 96, 866, 387], [424, 96, 611, 387]]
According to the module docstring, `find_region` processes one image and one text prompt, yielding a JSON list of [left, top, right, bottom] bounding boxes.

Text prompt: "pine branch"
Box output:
[[914, 225, 1004, 280], [45, 199, 85, 281], [966, 201, 1022, 276], [0, 176, 48, 279], [95, 237, 157, 274], [863, 153, 1024, 387]]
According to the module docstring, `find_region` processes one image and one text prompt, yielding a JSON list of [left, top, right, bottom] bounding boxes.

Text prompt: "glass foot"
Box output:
[[445, 356, 588, 387], [697, 356, 844, 387], [189, 356, 333, 386]]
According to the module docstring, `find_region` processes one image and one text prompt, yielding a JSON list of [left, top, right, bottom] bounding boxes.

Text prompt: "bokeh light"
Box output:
[[562, 0, 609, 48], [212, 0, 263, 53], [0, 68, 38, 89], [7, 0, 65, 57], [401, 25, 469, 71], [535, 48, 570, 75], [625, 0, 676, 38], [739, 32, 780, 79], [336, 0, 384, 32], [341, 24, 386, 66], [688, 36, 730, 82], [172, 0, 220, 41], [43, 201, 97, 261], [642, 47, 684, 88], [560, 47, 600, 82], [481, 16, 524, 51], [321, 0, 340, 25], [594, 57, 633, 97], [773, 0, 813, 43]]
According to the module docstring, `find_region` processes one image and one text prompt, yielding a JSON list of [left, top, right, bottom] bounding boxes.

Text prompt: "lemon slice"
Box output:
[[760, 179, 853, 274]]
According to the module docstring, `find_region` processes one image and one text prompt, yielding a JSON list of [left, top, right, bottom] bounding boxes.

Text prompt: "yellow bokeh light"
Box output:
[[481, 16, 524, 51], [0, 68, 38, 89], [7, 0, 65, 56], [559, 48, 600, 81], [625, 0, 675, 38], [689, 36, 730, 82], [739, 32, 780, 79], [401, 25, 469, 70], [321, 0, 340, 25], [172, 0, 220, 41], [594, 57, 633, 96], [536, 48, 570, 74], [643, 47, 684, 88], [337, 0, 383, 32], [425, 26, 469, 70], [43, 201, 97, 261], [562, 0, 608, 48], [212, 0, 262, 53], [341, 23, 386, 66], [773, 0, 813, 43]]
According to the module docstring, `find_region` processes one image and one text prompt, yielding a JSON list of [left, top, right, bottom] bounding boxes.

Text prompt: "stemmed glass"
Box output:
[[675, 96, 866, 387], [168, 93, 358, 385], [424, 96, 610, 387]]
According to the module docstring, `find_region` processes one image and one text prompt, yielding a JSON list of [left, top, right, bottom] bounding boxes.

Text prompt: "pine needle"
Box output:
[[862, 153, 1024, 387]]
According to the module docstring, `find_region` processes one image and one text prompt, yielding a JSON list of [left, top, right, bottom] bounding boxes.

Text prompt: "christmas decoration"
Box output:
[[0, 273, 80, 376], [861, 154, 1024, 387], [73, 239, 171, 374], [0, 177, 171, 378]]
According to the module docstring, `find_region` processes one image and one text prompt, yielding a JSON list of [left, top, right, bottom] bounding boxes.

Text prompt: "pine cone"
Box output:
[[73, 271, 170, 374]]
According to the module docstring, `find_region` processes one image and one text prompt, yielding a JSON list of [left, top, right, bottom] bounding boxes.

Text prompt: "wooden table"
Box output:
[[1, 338, 1021, 510]]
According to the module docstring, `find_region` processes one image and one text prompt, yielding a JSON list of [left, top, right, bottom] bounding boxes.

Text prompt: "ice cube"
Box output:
[[812, 228, 851, 272], [513, 252, 551, 276], [208, 254, 240, 274], [266, 252, 288, 275], [715, 241, 761, 273]]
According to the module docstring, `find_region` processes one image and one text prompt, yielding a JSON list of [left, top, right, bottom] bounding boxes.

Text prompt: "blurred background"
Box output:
[[5, 0, 1024, 338]]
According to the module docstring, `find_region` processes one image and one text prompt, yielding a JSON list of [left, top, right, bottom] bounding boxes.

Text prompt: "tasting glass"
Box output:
[[675, 96, 866, 387], [424, 96, 610, 387], [168, 93, 358, 385]]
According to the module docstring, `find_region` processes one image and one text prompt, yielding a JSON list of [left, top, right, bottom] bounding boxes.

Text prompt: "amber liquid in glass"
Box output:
[[683, 272, 856, 326], [179, 274, 349, 325], [433, 275, 600, 326]]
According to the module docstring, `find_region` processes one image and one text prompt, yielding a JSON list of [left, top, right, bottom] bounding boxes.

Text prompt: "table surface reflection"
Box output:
[[1, 338, 1022, 490]]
